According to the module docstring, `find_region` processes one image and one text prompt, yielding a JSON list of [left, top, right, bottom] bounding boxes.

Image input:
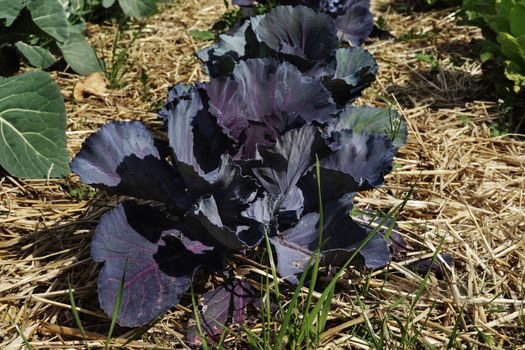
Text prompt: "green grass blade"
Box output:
[[296, 156, 325, 346], [105, 259, 128, 350], [67, 275, 88, 346], [190, 284, 210, 350], [9, 316, 34, 350]]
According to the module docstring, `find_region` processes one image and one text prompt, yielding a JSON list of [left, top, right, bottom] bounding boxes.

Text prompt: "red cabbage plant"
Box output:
[[70, 5, 406, 341]]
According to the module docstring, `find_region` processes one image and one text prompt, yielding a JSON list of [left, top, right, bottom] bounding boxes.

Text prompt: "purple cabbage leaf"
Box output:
[[250, 5, 337, 69], [271, 196, 390, 283], [70, 121, 192, 213], [207, 58, 336, 159], [331, 0, 374, 46], [187, 279, 261, 345], [92, 202, 222, 327], [314, 47, 378, 105], [299, 130, 395, 213], [231, 1, 373, 46]]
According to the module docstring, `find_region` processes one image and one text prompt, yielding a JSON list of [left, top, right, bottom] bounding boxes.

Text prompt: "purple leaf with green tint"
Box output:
[[92, 202, 220, 327], [329, 105, 407, 150], [317, 47, 378, 105], [197, 22, 253, 77]]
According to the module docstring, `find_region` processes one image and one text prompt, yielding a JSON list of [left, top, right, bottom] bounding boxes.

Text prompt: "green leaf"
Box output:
[[118, 0, 156, 17], [509, 2, 525, 37], [0, 71, 69, 178], [14, 41, 56, 69], [102, 0, 116, 8], [189, 29, 215, 41], [504, 60, 525, 93], [26, 0, 73, 42], [497, 32, 525, 67], [0, 0, 25, 26], [58, 33, 103, 75]]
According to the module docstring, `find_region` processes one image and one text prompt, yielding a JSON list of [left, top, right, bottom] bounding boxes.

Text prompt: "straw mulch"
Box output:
[[1, 0, 524, 348]]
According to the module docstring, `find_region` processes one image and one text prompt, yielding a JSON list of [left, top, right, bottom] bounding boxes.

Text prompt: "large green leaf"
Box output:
[[0, 0, 24, 26], [509, 2, 525, 37], [26, 0, 72, 42], [15, 41, 56, 69], [118, 0, 156, 17], [498, 32, 525, 67], [102, 0, 116, 7], [58, 33, 103, 75], [0, 71, 69, 178]]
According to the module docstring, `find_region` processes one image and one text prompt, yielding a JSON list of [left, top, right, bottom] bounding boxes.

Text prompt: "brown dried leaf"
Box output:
[[73, 72, 108, 102]]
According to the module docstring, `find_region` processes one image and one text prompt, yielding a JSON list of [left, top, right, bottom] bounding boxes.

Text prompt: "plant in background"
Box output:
[[70, 5, 407, 344], [0, 0, 103, 76], [463, 0, 525, 94], [198, 5, 378, 106]]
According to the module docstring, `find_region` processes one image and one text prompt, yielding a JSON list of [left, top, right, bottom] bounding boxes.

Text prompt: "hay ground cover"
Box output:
[[1, 0, 524, 348]]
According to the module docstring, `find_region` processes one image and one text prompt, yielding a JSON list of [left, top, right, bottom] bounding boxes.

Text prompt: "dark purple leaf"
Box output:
[[272, 198, 390, 283], [333, 0, 373, 46], [197, 22, 251, 77], [159, 83, 207, 123], [322, 131, 394, 188], [252, 125, 329, 199], [299, 131, 394, 212], [251, 5, 337, 68], [70, 121, 191, 212], [180, 153, 260, 231], [187, 279, 260, 345], [232, 0, 256, 5], [165, 83, 232, 177], [271, 213, 318, 283], [92, 202, 220, 327], [277, 185, 305, 224], [353, 211, 408, 256], [190, 194, 264, 250], [208, 58, 336, 159]]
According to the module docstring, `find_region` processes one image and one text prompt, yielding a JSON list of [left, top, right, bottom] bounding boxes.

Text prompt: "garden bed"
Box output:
[[1, 0, 524, 348]]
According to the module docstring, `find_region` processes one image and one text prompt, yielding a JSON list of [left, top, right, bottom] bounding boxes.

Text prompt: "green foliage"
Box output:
[[0, 71, 69, 179], [415, 52, 439, 70], [190, 29, 215, 41], [62, 0, 159, 20], [106, 22, 145, 88], [463, 0, 525, 94], [0, 0, 103, 76]]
